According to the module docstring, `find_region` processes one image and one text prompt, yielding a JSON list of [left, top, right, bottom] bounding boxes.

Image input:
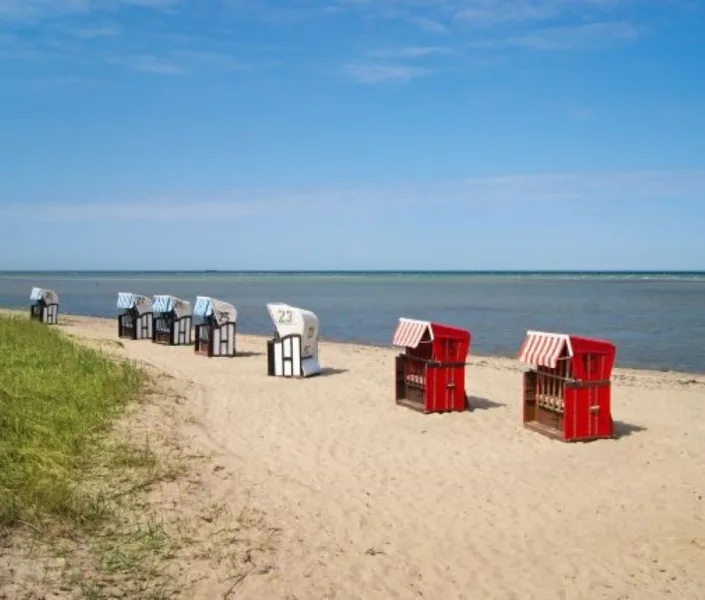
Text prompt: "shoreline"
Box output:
[[4, 308, 704, 382]]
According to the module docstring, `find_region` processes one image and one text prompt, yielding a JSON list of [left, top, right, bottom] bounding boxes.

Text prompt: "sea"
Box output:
[[1, 271, 704, 374]]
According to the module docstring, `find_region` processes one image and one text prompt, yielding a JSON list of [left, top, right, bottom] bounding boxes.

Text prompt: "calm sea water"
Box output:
[[1, 271, 704, 374]]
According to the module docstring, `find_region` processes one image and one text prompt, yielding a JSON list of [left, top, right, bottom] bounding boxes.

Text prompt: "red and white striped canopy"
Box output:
[[392, 318, 433, 348], [518, 330, 573, 368]]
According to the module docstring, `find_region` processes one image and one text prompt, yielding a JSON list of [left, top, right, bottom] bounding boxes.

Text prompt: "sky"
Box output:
[[0, 0, 704, 271]]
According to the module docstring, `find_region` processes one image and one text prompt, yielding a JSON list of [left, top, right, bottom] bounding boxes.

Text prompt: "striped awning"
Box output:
[[117, 292, 136, 309], [152, 295, 174, 313], [153, 294, 191, 318], [193, 296, 237, 325], [392, 318, 433, 349], [193, 296, 211, 317], [117, 292, 152, 314], [518, 330, 573, 368]]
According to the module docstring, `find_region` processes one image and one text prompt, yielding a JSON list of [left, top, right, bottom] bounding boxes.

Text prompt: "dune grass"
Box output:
[[0, 314, 145, 529], [0, 314, 280, 597]]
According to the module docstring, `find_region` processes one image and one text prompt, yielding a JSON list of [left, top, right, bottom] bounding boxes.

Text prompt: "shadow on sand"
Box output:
[[317, 367, 349, 378], [613, 421, 647, 438], [467, 396, 506, 411], [235, 351, 264, 358]]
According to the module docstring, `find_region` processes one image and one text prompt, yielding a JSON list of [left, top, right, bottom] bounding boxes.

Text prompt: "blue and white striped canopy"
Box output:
[[153, 295, 175, 313], [117, 292, 136, 309], [152, 294, 191, 318], [193, 296, 236, 325], [193, 296, 212, 317], [117, 292, 152, 314]]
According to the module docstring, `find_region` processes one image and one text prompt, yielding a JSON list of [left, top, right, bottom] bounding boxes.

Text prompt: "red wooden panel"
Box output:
[[569, 336, 616, 381], [563, 384, 613, 441]]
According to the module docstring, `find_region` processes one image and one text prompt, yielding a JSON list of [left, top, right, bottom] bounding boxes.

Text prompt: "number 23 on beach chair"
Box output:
[[266, 303, 322, 378], [392, 318, 471, 413]]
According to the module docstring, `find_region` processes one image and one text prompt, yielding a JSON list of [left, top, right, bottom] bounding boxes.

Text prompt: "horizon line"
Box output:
[[1, 269, 704, 274]]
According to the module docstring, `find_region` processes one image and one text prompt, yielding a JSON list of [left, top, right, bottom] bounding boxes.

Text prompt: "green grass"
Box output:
[[0, 314, 145, 529], [0, 314, 279, 597]]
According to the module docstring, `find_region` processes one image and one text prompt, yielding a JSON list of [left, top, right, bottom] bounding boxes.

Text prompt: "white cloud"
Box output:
[[3, 170, 704, 223], [329, 0, 630, 26], [482, 21, 640, 51], [455, 1, 562, 24], [370, 45, 454, 59], [342, 62, 431, 84], [0, 0, 180, 21], [345, 45, 452, 84], [407, 16, 450, 34], [171, 49, 246, 72], [63, 21, 123, 38], [450, 0, 625, 25], [121, 0, 180, 7], [0, 23, 257, 75], [113, 53, 186, 74], [110, 49, 249, 74], [335, 0, 651, 83], [0, 0, 682, 83]]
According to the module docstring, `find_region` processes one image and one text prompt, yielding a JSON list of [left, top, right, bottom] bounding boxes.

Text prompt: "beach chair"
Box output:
[[193, 296, 237, 357], [152, 295, 193, 346], [117, 292, 154, 340], [266, 302, 321, 377], [29, 287, 59, 324], [392, 318, 471, 413], [518, 330, 616, 442]]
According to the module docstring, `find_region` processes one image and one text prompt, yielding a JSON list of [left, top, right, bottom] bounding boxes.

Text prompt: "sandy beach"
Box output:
[[9, 312, 705, 599]]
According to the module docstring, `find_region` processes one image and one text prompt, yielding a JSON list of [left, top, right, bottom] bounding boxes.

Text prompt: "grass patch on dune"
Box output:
[[0, 314, 145, 529], [0, 314, 280, 598]]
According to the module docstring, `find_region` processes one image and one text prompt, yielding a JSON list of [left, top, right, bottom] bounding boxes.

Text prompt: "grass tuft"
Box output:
[[0, 315, 145, 529]]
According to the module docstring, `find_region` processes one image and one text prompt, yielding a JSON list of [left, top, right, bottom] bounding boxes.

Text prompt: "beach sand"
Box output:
[[7, 312, 705, 599]]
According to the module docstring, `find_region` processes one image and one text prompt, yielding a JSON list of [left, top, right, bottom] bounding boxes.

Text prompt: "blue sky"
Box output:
[[0, 0, 704, 270]]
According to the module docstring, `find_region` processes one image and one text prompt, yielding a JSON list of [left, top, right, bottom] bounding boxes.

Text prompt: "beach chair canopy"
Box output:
[[392, 317, 471, 364], [152, 294, 191, 319], [392, 318, 434, 349], [30, 287, 59, 305], [266, 302, 319, 340], [518, 330, 573, 369], [392, 318, 470, 348], [193, 296, 237, 326], [518, 330, 616, 378], [116, 292, 153, 315]]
